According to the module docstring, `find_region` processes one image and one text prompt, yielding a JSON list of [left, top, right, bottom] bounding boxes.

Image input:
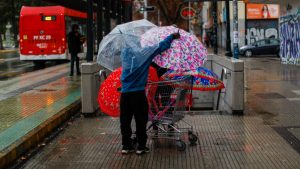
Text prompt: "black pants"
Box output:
[[70, 53, 80, 75], [120, 90, 148, 148]]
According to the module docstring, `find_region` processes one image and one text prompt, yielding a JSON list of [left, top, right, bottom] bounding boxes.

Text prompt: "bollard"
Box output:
[[81, 62, 102, 116], [191, 54, 244, 115], [211, 54, 244, 115]]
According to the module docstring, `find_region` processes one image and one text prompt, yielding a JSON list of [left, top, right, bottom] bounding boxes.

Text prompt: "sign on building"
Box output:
[[247, 4, 279, 19], [180, 7, 196, 20]]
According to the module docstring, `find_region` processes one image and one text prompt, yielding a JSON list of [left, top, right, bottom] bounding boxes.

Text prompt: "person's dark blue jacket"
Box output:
[[120, 34, 175, 93]]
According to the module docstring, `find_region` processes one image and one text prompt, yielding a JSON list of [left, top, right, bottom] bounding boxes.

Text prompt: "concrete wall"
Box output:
[[192, 54, 244, 114]]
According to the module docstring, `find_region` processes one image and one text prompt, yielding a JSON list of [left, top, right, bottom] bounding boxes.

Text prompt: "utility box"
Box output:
[[81, 62, 102, 115]]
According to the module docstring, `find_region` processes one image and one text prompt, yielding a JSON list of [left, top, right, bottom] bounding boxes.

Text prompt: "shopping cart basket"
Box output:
[[145, 76, 198, 151]]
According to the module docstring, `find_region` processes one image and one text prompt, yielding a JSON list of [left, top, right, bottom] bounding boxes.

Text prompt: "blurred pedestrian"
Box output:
[[67, 24, 85, 76], [120, 32, 180, 155], [204, 32, 210, 48]]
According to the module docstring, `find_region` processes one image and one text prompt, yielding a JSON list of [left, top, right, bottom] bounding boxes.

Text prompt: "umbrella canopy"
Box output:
[[97, 19, 157, 71], [109, 19, 156, 35], [161, 67, 224, 91], [98, 66, 159, 117], [141, 26, 207, 71]]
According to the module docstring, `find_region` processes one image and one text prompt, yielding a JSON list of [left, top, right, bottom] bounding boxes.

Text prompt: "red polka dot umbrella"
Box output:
[[98, 66, 158, 117]]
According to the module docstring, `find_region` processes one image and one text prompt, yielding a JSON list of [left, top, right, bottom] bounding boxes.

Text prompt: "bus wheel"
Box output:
[[33, 61, 46, 68], [55, 60, 68, 64]]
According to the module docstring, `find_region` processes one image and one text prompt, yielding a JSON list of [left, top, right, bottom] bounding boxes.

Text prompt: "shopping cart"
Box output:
[[145, 76, 198, 151]]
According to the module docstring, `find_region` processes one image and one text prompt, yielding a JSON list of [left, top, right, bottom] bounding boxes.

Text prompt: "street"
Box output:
[[0, 51, 69, 80]]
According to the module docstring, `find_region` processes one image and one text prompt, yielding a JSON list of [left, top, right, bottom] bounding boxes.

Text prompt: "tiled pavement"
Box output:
[[21, 56, 300, 169], [22, 114, 299, 169], [1, 55, 300, 169], [0, 64, 82, 168]]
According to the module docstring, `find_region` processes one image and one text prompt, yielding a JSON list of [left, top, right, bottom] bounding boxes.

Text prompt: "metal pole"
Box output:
[[123, 0, 132, 22], [104, 0, 111, 35], [233, 0, 239, 59], [11, 0, 18, 48], [157, 9, 160, 25], [144, 0, 148, 19], [97, 0, 103, 50], [225, 0, 232, 57], [198, 3, 203, 43], [117, 0, 122, 24], [86, 0, 94, 62], [212, 0, 218, 54], [189, 1, 191, 32]]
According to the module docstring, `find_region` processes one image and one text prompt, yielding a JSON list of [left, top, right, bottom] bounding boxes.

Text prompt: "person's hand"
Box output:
[[172, 32, 180, 39]]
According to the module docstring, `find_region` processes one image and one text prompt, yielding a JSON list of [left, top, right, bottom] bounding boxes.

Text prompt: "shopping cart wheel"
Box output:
[[188, 133, 198, 145], [176, 140, 186, 151]]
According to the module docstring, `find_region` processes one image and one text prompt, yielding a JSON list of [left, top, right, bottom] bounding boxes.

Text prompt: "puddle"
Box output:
[[258, 111, 279, 125]]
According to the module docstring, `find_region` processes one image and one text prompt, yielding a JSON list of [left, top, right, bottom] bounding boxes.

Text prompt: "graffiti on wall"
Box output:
[[246, 20, 278, 45], [280, 8, 300, 65]]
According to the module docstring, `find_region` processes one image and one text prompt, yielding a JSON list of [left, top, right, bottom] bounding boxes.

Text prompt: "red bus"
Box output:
[[19, 6, 87, 66]]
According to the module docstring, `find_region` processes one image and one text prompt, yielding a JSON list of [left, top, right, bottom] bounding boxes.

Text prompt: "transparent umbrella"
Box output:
[[97, 19, 156, 71]]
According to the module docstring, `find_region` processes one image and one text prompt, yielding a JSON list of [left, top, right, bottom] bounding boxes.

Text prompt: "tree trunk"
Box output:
[[0, 34, 4, 50]]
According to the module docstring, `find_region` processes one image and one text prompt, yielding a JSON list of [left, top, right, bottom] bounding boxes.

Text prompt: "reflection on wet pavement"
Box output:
[[243, 57, 300, 127], [0, 77, 80, 134]]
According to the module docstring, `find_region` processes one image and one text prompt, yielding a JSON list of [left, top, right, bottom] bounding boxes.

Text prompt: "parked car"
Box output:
[[239, 38, 280, 57]]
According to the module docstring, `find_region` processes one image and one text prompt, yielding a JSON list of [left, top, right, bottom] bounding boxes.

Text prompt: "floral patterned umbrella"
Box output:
[[141, 26, 207, 71], [161, 67, 224, 91], [160, 67, 224, 108], [98, 66, 158, 117]]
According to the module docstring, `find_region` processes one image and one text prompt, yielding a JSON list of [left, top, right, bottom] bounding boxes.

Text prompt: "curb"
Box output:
[[0, 49, 18, 54], [0, 99, 81, 169]]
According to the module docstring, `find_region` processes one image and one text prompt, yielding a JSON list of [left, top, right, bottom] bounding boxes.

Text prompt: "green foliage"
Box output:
[[0, 0, 11, 33], [0, 0, 50, 47]]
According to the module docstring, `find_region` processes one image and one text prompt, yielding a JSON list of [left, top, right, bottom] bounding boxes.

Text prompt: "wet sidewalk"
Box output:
[[19, 56, 300, 169], [0, 63, 82, 168]]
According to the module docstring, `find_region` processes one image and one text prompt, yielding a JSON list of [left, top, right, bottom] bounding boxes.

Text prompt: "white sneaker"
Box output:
[[136, 147, 150, 155], [121, 147, 135, 154]]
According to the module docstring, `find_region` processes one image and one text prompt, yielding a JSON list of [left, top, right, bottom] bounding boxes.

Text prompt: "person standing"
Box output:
[[204, 31, 210, 48], [120, 33, 180, 155], [67, 24, 84, 76]]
